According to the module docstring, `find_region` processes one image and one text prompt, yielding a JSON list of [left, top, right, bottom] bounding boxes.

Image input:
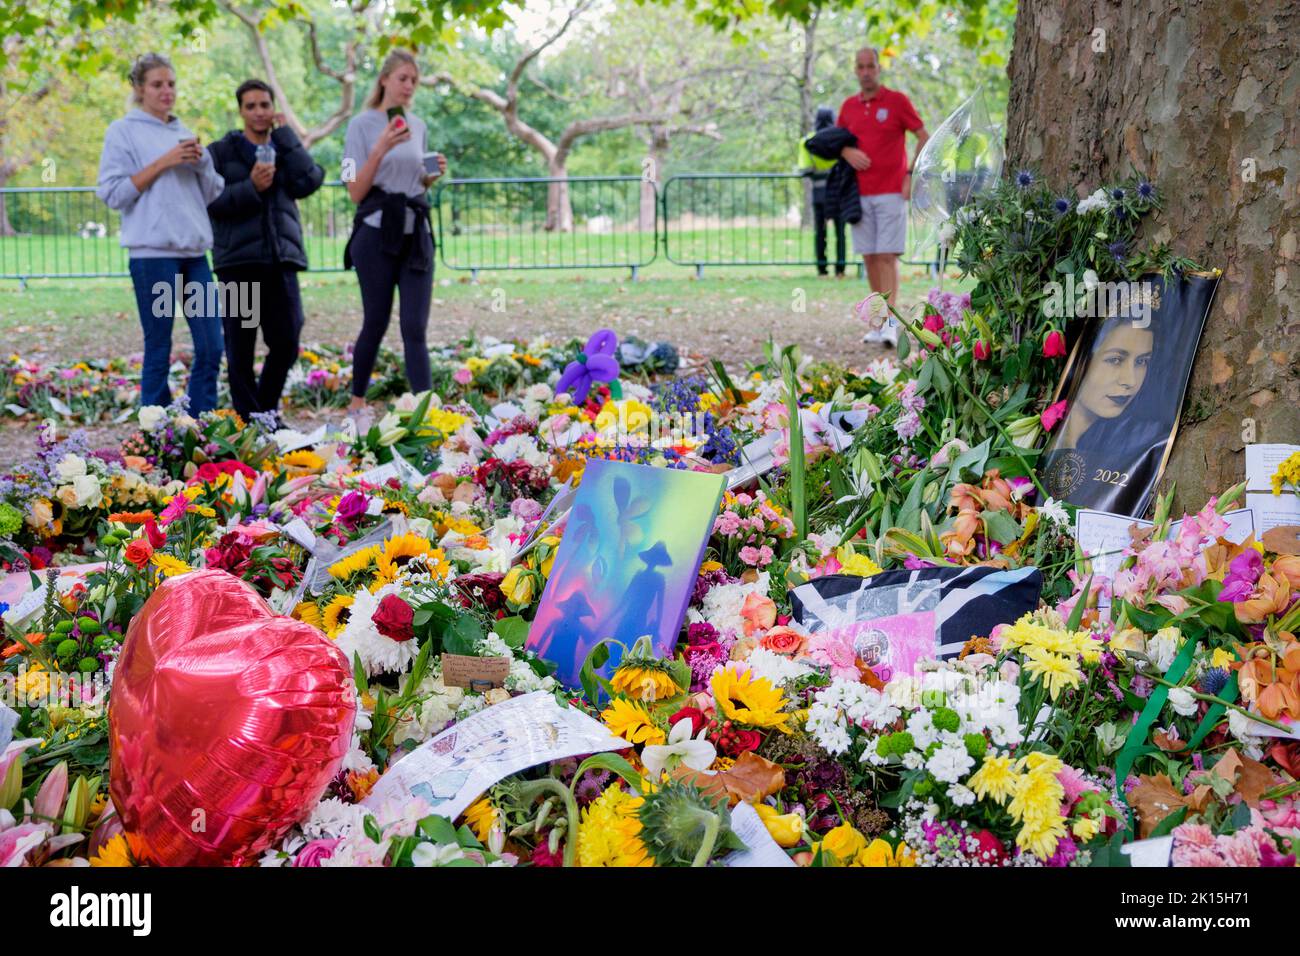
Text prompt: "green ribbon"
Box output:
[[1186, 673, 1239, 751], [1115, 637, 1199, 835], [609, 378, 623, 401]]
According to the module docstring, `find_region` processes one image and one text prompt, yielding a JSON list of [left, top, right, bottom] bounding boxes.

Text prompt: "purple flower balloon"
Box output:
[[555, 329, 620, 402]]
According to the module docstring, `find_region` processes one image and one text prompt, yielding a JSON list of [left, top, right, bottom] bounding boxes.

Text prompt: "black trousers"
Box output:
[[217, 264, 303, 421], [350, 223, 433, 398], [812, 193, 847, 276]]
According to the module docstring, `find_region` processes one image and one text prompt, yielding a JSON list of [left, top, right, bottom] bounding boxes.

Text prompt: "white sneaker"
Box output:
[[862, 329, 886, 344], [880, 318, 899, 347]]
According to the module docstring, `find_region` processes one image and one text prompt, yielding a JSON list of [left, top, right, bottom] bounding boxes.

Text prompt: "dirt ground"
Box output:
[[0, 267, 942, 467]]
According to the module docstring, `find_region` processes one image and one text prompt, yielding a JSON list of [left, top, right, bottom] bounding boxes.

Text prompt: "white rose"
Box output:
[[138, 405, 166, 431], [1147, 627, 1182, 672], [1167, 686, 1198, 718], [55, 454, 86, 480], [524, 383, 552, 403], [71, 474, 102, 509]]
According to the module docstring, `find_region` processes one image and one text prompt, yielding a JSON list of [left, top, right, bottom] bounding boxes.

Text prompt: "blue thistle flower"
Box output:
[[1015, 169, 1035, 189], [1199, 667, 1229, 696], [1111, 187, 1126, 201], [1053, 196, 1072, 215], [1137, 180, 1155, 200], [1108, 240, 1128, 262]]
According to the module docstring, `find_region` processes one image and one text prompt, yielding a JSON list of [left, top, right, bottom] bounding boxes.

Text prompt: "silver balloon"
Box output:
[[910, 86, 1004, 233]]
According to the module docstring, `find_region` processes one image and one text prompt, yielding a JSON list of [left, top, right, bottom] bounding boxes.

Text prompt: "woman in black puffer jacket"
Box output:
[[207, 79, 324, 424]]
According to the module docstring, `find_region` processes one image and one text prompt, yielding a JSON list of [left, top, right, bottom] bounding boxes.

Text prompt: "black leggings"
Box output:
[[217, 264, 303, 420], [350, 223, 433, 397]]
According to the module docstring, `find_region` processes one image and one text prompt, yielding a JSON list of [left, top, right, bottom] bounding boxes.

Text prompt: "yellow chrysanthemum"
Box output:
[[600, 698, 666, 746], [323, 594, 355, 637], [293, 601, 325, 631], [1210, 647, 1236, 670], [1021, 646, 1083, 701], [593, 399, 653, 434], [610, 663, 682, 702], [150, 553, 191, 578], [836, 546, 883, 578], [462, 797, 500, 843], [424, 408, 470, 442], [329, 545, 381, 581], [1017, 814, 1069, 861], [967, 754, 1018, 805], [577, 785, 654, 867], [1072, 814, 1102, 842]]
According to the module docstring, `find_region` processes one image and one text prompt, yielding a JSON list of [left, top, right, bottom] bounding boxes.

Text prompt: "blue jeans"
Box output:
[[128, 256, 224, 413]]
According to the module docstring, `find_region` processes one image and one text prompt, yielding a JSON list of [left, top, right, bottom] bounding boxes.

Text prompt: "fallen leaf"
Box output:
[[1263, 526, 1300, 555], [672, 750, 786, 807], [1129, 773, 1188, 839], [1153, 729, 1188, 752]]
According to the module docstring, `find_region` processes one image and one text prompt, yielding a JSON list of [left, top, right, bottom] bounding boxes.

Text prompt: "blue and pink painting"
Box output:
[[526, 459, 725, 689]]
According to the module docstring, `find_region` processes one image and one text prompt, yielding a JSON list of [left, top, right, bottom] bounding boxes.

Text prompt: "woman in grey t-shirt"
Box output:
[[341, 49, 447, 412]]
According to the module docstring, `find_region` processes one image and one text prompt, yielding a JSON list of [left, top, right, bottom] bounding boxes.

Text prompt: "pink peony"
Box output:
[[293, 837, 341, 867]]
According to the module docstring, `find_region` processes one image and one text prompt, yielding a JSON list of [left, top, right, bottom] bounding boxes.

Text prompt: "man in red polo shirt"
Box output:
[[838, 47, 929, 345]]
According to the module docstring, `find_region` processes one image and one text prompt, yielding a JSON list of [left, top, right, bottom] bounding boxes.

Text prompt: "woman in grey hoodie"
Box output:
[[96, 53, 225, 414]]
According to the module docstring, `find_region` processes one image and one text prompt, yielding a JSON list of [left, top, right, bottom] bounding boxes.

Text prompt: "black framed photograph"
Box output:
[[1040, 271, 1220, 516]]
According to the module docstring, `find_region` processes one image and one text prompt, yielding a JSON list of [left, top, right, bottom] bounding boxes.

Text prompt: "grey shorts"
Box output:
[[851, 193, 906, 255]]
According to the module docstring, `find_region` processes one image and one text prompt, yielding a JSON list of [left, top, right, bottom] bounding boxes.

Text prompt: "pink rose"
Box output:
[[1040, 400, 1068, 432], [293, 837, 341, 867], [740, 592, 777, 636]]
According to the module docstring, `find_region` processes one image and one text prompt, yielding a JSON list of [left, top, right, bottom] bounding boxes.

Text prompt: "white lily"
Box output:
[[640, 719, 716, 781]]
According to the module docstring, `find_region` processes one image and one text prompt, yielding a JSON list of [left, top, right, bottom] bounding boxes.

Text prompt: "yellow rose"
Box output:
[[501, 566, 536, 605], [820, 822, 868, 863], [853, 838, 915, 867], [754, 803, 805, 848]]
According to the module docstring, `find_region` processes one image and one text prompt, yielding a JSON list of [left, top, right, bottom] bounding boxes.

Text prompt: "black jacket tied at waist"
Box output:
[[344, 186, 434, 272], [804, 127, 862, 226]]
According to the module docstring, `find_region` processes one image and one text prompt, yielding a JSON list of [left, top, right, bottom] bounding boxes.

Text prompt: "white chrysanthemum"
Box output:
[[494, 433, 549, 468], [744, 647, 815, 686], [333, 584, 420, 677], [885, 675, 922, 709], [947, 783, 976, 807], [906, 709, 938, 750], [901, 751, 925, 770], [926, 741, 975, 784], [686, 572, 770, 639], [300, 797, 368, 840]]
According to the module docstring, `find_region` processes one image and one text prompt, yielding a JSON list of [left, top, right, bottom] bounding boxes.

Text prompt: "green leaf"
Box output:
[[418, 814, 460, 845], [579, 640, 613, 708], [443, 613, 484, 657], [1147, 806, 1188, 839], [572, 752, 644, 794], [493, 615, 530, 649], [981, 510, 1023, 546], [1066, 576, 1093, 631], [1055, 258, 1076, 274]]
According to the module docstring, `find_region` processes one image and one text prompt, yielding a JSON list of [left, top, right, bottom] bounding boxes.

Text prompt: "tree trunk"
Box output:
[[545, 157, 574, 233], [1006, 0, 1300, 512]]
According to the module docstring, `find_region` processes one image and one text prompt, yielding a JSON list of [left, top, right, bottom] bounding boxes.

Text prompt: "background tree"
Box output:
[[1004, 0, 1299, 511]]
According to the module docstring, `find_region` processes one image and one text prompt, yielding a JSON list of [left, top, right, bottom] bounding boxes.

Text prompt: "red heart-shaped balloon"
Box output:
[[109, 570, 356, 866]]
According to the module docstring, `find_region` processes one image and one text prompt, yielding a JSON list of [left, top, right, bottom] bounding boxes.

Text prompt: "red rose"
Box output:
[[759, 626, 806, 657], [1042, 329, 1067, 358], [124, 537, 153, 570], [669, 706, 707, 736], [1269, 740, 1300, 779], [192, 462, 221, 484], [373, 593, 414, 641], [721, 728, 762, 756]]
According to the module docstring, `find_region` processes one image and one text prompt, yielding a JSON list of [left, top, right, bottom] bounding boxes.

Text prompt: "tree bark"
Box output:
[[1006, 0, 1300, 512]]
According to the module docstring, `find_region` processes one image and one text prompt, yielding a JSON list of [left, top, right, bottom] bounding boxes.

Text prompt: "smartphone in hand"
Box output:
[[422, 151, 443, 175], [386, 106, 405, 121]]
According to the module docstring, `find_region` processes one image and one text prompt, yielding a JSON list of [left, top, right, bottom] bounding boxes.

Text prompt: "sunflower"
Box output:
[[322, 594, 355, 637], [462, 797, 501, 843], [710, 667, 792, 731], [600, 698, 666, 746], [610, 661, 682, 702], [329, 545, 381, 581], [382, 498, 410, 516], [375, 532, 435, 582], [90, 832, 143, 867], [150, 553, 192, 578], [293, 601, 325, 632], [278, 449, 326, 474]]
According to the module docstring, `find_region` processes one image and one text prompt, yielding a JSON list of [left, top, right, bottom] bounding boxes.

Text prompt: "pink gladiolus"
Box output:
[[33, 761, 67, 823]]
